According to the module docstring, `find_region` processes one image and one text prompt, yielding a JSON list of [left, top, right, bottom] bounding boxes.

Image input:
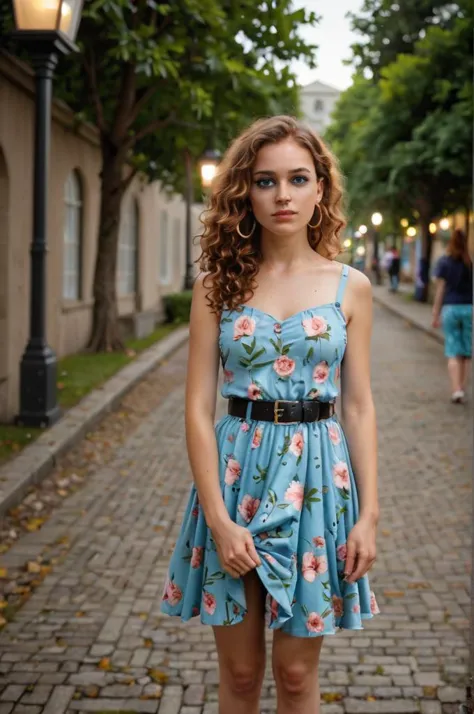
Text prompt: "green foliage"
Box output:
[[163, 291, 193, 324], [326, 5, 473, 228]]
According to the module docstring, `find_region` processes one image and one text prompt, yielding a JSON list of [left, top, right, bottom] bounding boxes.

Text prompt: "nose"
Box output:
[[276, 182, 291, 204]]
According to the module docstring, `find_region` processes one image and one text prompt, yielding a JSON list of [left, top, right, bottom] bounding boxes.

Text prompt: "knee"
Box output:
[[274, 662, 314, 698], [222, 660, 265, 699]]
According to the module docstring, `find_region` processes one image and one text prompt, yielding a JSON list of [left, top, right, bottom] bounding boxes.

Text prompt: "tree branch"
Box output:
[[111, 62, 137, 145], [120, 166, 139, 193], [83, 49, 107, 133], [127, 84, 161, 131], [123, 111, 177, 152]]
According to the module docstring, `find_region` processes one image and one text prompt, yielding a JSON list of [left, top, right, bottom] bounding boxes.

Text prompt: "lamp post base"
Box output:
[[15, 343, 61, 428]]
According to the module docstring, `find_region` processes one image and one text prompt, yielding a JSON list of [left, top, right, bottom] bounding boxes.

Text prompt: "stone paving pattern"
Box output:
[[0, 304, 471, 714]]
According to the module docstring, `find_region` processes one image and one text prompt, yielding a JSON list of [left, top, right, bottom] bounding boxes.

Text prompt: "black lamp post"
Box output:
[[183, 147, 221, 291], [371, 211, 383, 286], [11, 0, 84, 427]]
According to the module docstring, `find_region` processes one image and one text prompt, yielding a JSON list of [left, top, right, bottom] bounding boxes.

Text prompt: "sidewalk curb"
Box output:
[[372, 292, 443, 346], [0, 325, 189, 521]]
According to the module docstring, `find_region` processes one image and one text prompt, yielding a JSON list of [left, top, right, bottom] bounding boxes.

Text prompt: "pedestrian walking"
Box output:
[[387, 245, 401, 292], [161, 115, 380, 714], [432, 228, 472, 404]]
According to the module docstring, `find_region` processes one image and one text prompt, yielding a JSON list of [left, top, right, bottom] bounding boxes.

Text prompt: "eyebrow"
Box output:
[[253, 167, 312, 176]]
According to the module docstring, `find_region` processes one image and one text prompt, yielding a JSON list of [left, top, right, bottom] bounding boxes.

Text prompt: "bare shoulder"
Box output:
[[345, 266, 372, 323], [190, 272, 220, 329], [346, 265, 372, 297]]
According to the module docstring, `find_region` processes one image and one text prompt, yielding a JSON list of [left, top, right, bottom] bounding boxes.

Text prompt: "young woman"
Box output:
[[161, 115, 380, 714], [432, 228, 473, 403]]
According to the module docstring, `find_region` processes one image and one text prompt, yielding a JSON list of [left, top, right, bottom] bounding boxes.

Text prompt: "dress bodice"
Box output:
[[219, 265, 349, 403]]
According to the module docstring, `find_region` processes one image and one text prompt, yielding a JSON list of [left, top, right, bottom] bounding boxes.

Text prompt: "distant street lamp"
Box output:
[[183, 146, 220, 290], [358, 224, 368, 236], [370, 212, 383, 285], [11, 0, 84, 427]]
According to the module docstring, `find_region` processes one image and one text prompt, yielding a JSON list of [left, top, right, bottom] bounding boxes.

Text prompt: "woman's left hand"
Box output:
[[343, 517, 377, 584], [431, 314, 441, 328]]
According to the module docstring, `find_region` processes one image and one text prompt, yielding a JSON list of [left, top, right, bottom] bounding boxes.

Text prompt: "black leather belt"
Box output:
[[228, 397, 335, 424]]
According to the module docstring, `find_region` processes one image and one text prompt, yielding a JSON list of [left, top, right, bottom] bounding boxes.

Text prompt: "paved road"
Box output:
[[0, 305, 470, 714]]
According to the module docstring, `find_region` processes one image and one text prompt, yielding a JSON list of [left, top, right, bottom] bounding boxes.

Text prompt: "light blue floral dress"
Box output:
[[161, 264, 380, 637]]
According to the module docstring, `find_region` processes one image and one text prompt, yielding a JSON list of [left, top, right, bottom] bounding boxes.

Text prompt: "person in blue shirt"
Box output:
[[432, 229, 473, 403]]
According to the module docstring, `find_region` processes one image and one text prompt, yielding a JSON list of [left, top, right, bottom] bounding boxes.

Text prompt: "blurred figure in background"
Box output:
[[387, 245, 400, 292], [432, 229, 472, 403]]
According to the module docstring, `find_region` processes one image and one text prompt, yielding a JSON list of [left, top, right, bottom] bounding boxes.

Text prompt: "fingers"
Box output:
[[345, 548, 376, 584], [245, 536, 262, 567], [344, 539, 357, 582]]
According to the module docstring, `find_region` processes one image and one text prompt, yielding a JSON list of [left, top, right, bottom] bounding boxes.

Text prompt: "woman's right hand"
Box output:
[[211, 518, 262, 578]]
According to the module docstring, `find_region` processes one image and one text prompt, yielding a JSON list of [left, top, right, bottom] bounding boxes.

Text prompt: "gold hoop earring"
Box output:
[[236, 217, 256, 238], [308, 204, 323, 229]]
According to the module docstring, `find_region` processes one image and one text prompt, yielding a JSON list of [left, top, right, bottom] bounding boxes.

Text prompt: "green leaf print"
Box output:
[[277, 503, 290, 509], [204, 570, 225, 586], [268, 489, 277, 506], [269, 337, 283, 354], [301, 604, 309, 617], [253, 465, 268, 483], [281, 343, 293, 355], [321, 607, 333, 619], [303, 487, 321, 513], [252, 360, 276, 369], [239, 357, 252, 368], [303, 346, 314, 366], [321, 580, 329, 589], [345, 593, 357, 600], [242, 337, 256, 355], [221, 317, 233, 324], [249, 347, 266, 362], [268, 573, 278, 581], [278, 434, 291, 457], [323, 592, 331, 603]]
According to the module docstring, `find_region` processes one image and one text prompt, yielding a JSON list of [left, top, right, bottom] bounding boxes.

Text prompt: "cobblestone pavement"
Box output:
[[0, 305, 471, 714]]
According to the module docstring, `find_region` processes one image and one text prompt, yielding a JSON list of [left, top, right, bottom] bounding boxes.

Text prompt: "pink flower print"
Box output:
[[312, 536, 325, 548], [289, 431, 304, 457], [302, 315, 328, 337], [248, 383, 262, 400], [306, 611, 325, 633], [162, 577, 183, 606], [202, 590, 217, 615], [241, 421, 250, 432], [251, 426, 263, 449], [274, 323, 282, 334], [238, 494, 260, 523], [335, 365, 341, 381], [227, 433, 235, 443], [332, 595, 344, 618], [191, 503, 199, 518], [225, 458, 241, 486], [333, 461, 350, 490], [336, 544, 347, 561], [191, 546, 204, 569], [233, 315, 256, 341], [223, 369, 234, 383], [233, 603, 240, 615], [192, 606, 199, 617], [302, 552, 328, 582], [273, 355, 296, 378], [259, 531, 270, 541], [264, 553, 276, 564], [268, 596, 279, 625], [284, 480, 304, 511], [313, 360, 329, 383], [370, 591, 380, 614], [328, 423, 341, 445], [352, 603, 361, 614]]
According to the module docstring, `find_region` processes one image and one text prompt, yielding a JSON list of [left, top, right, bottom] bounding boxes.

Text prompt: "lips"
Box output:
[[273, 211, 296, 217]]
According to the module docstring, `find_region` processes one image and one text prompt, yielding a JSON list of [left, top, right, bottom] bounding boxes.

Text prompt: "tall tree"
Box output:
[[1, 0, 319, 350]]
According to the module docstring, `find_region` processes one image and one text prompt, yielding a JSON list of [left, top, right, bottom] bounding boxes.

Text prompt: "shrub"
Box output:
[[163, 291, 193, 323]]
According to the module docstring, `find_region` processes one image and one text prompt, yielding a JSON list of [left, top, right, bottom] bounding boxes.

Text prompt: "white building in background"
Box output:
[[300, 80, 341, 135]]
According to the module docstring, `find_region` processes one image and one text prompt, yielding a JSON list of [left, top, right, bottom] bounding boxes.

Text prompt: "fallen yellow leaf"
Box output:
[[25, 518, 45, 532], [0, 568, 7, 578], [98, 657, 112, 671]]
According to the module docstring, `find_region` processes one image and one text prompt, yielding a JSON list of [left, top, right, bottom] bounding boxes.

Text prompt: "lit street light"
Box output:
[[183, 146, 220, 290], [370, 211, 383, 285], [11, 0, 84, 427]]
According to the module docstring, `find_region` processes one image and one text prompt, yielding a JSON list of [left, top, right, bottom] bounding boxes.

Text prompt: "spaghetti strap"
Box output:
[[335, 263, 350, 307]]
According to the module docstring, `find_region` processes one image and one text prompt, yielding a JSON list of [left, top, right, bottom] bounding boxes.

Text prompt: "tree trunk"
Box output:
[[88, 138, 126, 352], [414, 206, 434, 303]]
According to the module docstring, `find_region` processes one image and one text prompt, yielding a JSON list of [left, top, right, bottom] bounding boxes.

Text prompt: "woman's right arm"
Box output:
[[185, 274, 261, 577]]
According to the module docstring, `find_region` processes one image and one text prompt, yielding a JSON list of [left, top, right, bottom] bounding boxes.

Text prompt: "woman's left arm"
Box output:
[[431, 279, 445, 328], [339, 268, 379, 583]]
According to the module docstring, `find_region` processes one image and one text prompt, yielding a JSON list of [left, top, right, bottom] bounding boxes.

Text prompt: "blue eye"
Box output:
[[255, 178, 275, 188], [292, 175, 308, 185]]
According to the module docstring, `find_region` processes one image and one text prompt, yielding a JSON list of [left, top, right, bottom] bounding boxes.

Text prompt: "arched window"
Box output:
[[118, 198, 139, 295], [63, 170, 83, 300]]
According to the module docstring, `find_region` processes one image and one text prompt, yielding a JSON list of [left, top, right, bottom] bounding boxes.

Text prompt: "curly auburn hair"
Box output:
[[198, 115, 346, 315]]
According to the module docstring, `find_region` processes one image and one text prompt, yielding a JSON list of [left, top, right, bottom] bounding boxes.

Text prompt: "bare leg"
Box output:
[[213, 571, 266, 714], [272, 629, 324, 714], [447, 357, 463, 393]]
